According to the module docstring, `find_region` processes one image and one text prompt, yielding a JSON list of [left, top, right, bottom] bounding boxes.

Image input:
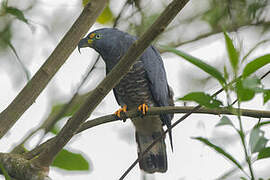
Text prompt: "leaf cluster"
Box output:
[[161, 31, 270, 179]]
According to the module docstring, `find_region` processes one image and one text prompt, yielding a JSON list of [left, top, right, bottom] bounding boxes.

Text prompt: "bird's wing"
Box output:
[[113, 88, 124, 106], [142, 46, 174, 150], [142, 46, 171, 108]]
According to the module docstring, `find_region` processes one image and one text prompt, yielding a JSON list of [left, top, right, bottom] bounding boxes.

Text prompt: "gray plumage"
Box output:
[[78, 28, 174, 173]]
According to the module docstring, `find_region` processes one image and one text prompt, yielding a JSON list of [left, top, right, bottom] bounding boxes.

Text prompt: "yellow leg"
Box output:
[[138, 103, 149, 115], [114, 105, 127, 118]]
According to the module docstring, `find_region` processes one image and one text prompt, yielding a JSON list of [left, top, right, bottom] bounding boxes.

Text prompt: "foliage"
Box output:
[[0, 162, 11, 180], [165, 32, 270, 179], [179, 92, 223, 108], [52, 149, 90, 171], [202, 0, 268, 31], [82, 0, 114, 24]]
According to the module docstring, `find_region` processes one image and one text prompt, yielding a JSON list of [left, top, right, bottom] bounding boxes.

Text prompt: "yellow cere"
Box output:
[[89, 33, 95, 39], [88, 39, 93, 44]]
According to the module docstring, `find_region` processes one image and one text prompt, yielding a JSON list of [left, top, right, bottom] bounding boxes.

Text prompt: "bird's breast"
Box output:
[[114, 60, 155, 109]]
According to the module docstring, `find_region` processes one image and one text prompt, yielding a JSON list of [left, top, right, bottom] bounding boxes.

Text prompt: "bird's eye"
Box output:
[[95, 34, 102, 39]]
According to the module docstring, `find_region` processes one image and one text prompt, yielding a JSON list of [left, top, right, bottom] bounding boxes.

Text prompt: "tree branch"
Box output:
[[24, 104, 270, 165], [158, 20, 270, 53], [0, 0, 107, 138], [78, 106, 270, 133], [31, 0, 189, 168], [0, 153, 51, 180]]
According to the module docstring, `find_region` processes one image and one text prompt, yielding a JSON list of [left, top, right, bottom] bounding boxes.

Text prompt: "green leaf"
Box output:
[[7, 41, 31, 81], [192, 137, 243, 171], [52, 149, 89, 171], [216, 116, 234, 127], [223, 66, 229, 80], [47, 102, 80, 134], [50, 125, 60, 135], [5, 6, 29, 24], [236, 79, 255, 102], [161, 46, 226, 85], [247, 1, 266, 19], [263, 90, 270, 104], [42, 92, 91, 134], [256, 121, 270, 128], [242, 77, 263, 92], [242, 54, 270, 78], [0, 24, 12, 50], [224, 32, 239, 72], [50, 101, 81, 119], [97, 5, 114, 24], [0, 162, 11, 180], [179, 92, 223, 108], [249, 127, 268, 153], [82, 0, 90, 6], [82, 1, 114, 24], [240, 177, 248, 180], [257, 147, 270, 160]]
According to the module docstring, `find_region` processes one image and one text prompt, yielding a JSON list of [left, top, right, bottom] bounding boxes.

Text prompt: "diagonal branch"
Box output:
[[0, 0, 107, 138], [31, 0, 189, 168]]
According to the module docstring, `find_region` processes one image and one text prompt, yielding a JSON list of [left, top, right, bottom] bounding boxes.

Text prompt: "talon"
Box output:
[[114, 105, 127, 119], [137, 103, 149, 115]]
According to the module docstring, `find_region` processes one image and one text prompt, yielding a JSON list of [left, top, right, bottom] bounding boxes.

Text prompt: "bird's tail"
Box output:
[[135, 130, 167, 173]]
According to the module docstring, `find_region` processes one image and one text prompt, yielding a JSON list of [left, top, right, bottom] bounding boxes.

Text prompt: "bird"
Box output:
[[78, 28, 174, 173]]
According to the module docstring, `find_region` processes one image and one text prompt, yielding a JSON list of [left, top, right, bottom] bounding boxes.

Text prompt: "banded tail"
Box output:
[[135, 130, 167, 173]]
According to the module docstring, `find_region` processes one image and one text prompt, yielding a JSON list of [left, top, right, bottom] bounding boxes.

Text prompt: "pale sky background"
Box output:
[[0, 0, 270, 179]]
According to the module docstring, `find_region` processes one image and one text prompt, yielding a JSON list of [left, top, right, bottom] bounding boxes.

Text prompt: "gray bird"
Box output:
[[78, 28, 174, 173]]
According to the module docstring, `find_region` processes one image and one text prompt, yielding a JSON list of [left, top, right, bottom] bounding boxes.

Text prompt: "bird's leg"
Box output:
[[137, 103, 149, 117], [114, 105, 128, 122]]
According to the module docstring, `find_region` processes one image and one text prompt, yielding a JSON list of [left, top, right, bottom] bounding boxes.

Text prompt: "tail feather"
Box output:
[[135, 131, 167, 173], [161, 114, 173, 152]]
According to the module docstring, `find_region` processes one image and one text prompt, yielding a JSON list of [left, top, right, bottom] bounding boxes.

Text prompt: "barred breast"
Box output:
[[114, 60, 155, 109]]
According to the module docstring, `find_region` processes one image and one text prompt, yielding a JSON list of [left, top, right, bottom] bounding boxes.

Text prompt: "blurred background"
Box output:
[[0, 0, 270, 179]]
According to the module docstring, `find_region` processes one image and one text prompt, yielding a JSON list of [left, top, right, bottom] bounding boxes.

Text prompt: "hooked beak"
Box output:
[[78, 38, 92, 53]]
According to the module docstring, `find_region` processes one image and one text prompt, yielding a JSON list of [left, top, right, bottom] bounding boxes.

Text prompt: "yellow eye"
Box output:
[[95, 34, 102, 39], [89, 33, 95, 39]]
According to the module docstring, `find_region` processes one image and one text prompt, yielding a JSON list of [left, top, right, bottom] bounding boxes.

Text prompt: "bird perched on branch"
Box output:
[[78, 28, 174, 173]]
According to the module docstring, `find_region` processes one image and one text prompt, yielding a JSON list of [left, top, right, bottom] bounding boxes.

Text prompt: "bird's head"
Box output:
[[78, 28, 136, 59], [78, 29, 104, 53]]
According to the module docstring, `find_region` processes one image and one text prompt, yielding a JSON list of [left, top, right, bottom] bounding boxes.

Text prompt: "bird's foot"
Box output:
[[137, 103, 149, 117], [114, 105, 128, 122]]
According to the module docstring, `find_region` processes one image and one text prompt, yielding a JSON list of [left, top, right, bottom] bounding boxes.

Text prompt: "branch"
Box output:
[[158, 20, 270, 53], [0, 0, 107, 138], [78, 106, 270, 133], [24, 104, 270, 164], [31, 0, 189, 168], [0, 153, 51, 180]]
